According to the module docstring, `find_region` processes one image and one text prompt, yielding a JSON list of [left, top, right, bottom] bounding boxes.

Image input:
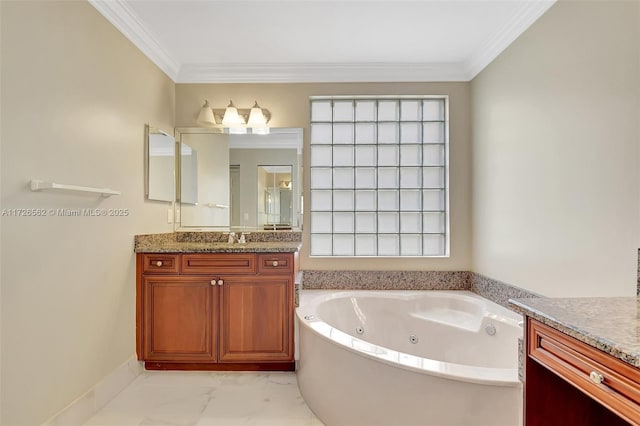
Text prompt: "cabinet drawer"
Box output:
[[181, 253, 256, 275], [142, 254, 180, 274], [258, 254, 293, 274], [528, 319, 640, 423]]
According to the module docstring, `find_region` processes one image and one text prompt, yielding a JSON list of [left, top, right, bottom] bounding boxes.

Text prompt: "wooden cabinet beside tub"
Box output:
[[136, 252, 297, 371], [524, 318, 640, 425]]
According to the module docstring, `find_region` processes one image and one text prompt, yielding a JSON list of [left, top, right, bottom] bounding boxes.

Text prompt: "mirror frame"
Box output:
[[173, 127, 303, 231]]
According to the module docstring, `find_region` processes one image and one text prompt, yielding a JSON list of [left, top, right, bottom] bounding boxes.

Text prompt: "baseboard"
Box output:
[[143, 361, 295, 371], [42, 355, 143, 426]]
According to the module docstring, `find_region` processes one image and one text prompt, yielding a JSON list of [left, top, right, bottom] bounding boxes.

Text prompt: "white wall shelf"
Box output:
[[30, 179, 121, 197]]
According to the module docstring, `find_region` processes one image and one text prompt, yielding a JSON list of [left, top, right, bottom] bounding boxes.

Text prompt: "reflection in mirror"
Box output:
[[180, 143, 198, 205], [229, 137, 301, 230], [179, 131, 229, 228], [258, 166, 293, 230], [174, 128, 302, 231], [146, 126, 175, 202]]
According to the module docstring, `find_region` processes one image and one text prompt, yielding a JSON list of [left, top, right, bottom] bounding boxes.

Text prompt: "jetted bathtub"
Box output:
[[296, 290, 523, 426]]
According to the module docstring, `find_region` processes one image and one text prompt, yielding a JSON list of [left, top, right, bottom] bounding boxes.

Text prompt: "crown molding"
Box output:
[[89, 0, 555, 84], [88, 0, 180, 81], [176, 62, 470, 83], [463, 0, 556, 80]]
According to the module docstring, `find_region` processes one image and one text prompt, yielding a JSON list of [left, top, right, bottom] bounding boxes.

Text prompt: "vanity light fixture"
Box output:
[[247, 101, 270, 135], [195, 99, 271, 134], [196, 100, 216, 125]]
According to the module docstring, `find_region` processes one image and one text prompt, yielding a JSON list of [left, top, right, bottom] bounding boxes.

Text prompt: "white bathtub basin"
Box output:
[[296, 290, 523, 426]]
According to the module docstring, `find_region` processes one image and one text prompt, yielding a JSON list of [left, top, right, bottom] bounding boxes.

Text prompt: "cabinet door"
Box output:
[[143, 276, 217, 362], [219, 275, 293, 362]]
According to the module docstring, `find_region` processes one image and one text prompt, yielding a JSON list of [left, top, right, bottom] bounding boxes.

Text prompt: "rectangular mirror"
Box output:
[[145, 125, 175, 202], [174, 128, 303, 231]]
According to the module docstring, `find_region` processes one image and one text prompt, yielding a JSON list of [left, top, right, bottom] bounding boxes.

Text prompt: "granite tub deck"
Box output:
[[134, 232, 302, 253], [303, 270, 541, 310], [510, 297, 640, 368]]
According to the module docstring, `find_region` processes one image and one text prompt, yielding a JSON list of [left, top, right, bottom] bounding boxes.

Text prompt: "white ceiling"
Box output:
[[89, 0, 555, 83]]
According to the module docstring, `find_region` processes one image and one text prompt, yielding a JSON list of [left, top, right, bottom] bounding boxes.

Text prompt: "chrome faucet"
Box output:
[[225, 232, 249, 244]]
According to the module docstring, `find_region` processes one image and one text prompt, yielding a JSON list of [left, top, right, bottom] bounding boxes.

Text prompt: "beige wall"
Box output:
[[176, 83, 472, 270], [1, 2, 175, 425], [471, 1, 640, 296]]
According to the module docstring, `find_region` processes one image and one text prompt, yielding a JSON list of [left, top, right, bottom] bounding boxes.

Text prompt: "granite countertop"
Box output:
[[134, 232, 302, 253], [510, 297, 640, 368], [135, 240, 302, 254]]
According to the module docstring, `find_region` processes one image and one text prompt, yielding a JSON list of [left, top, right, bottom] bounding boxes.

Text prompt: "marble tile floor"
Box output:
[[83, 371, 325, 426]]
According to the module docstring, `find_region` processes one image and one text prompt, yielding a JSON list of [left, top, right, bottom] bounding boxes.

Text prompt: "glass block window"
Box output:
[[310, 96, 449, 257]]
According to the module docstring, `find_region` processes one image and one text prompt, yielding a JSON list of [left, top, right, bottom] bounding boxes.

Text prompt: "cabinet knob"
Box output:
[[589, 371, 604, 384], [210, 280, 216, 286], [272, 260, 279, 267], [156, 260, 163, 267], [217, 279, 224, 286]]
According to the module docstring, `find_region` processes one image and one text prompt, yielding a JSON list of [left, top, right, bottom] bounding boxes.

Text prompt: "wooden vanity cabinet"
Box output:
[[524, 318, 640, 425], [136, 252, 296, 371]]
